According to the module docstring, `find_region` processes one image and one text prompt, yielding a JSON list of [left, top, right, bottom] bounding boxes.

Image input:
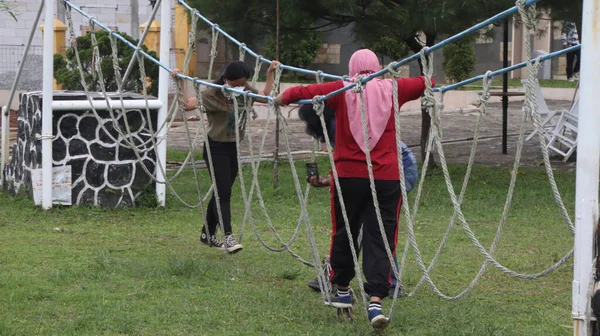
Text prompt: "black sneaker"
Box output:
[[308, 256, 332, 292], [200, 232, 223, 249], [388, 284, 405, 298], [308, 278, 321, 292], [223, 234, 243, 254]]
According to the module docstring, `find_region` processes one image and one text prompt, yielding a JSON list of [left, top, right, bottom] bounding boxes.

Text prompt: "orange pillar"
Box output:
[[174, 0, 197, 76], [140, 20, 161, 53]]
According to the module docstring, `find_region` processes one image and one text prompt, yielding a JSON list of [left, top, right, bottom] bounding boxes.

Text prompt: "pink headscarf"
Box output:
[[343, 49, 394, 154]]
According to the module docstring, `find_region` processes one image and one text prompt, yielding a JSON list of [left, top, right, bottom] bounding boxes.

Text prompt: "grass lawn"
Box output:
[[0, 156, 576, 335]]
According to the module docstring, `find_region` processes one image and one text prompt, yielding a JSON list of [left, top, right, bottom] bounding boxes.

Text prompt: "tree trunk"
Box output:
[[405, 32, 437, 169]]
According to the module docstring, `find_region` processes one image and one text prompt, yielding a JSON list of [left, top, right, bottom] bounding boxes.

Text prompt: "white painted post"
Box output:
[[572, 1, 600, 335], [41, 0, 56, 210], [156, 0, 171, 206], [1, 105, 7, 185]]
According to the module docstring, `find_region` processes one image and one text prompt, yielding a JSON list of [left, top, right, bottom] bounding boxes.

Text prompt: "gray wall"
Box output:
[[408, 25, 508, 84]]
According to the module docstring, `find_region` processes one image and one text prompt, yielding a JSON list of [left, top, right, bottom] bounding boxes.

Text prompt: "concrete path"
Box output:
[[167, 100, 576, 171]]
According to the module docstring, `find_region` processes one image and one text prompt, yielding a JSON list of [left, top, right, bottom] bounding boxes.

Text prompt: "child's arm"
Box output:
[[171, 68, 198, 111]]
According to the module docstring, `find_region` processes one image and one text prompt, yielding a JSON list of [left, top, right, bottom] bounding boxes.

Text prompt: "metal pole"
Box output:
[[41, 0, 56, 210], [130, 0, 140, 40], [155, 0, 171, 206], [120, 0, 162, 91], [56, 0, 65, 22], [1, 105, 7, 185], [573, 1, 600, 335], [502, 18, 509, 155], [273, 0, 280, 188], [1, 0, 45, 183]]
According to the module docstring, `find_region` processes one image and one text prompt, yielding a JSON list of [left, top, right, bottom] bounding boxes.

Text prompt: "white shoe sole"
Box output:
[[225, 244, 243, 254], [371, 315, 390, 331], [324, 300, 353, 309]]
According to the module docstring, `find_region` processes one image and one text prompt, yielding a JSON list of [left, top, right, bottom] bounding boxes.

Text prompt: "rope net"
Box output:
[[57, 0, 576, 325]]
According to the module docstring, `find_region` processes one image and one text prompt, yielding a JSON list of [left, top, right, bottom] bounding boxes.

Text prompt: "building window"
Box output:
[[314, 43, 341, 64]]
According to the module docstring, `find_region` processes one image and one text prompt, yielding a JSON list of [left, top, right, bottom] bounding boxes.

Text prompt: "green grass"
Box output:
[[0, 157, 576, 335], [167, 149, 203, 162]]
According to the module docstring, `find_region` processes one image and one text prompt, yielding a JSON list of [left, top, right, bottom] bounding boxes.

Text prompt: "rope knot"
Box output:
[[316, 70, 324, 84], [532, 56, 543, 72], [210, 26, 219, 58], [476, 71, 493, 114], [311, 96, 326, 117], [239, 44, 247, 61], [243, 91, 258, 120], [221, 84, 233, 98], [270, 66, 283, 97], [437, 88, 446, 112], [386, 62, 402, 78], [352, 76, 365, 93], [516, 0, 537, 30], [421, 89, 436, 110]]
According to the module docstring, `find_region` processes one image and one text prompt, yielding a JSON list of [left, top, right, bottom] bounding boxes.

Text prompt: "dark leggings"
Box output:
[[202, 138, 238, 236], [329, 178, 401, 299], [566, 49, 580, 79]]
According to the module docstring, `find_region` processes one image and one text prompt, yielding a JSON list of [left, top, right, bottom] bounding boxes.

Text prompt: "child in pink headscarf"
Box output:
[[275, 49, 434, 331]]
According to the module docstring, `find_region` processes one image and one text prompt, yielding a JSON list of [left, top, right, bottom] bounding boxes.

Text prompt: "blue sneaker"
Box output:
[[324, 288, 353, 309], [368, 302, 390, 331]]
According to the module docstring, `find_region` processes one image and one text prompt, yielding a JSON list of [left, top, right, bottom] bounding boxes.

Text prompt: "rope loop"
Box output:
[[312, 96, 326, 117], [386, 62, 402, 78], [221, 84, 233, 98], [516, 0, 537, 30], [352, 75, 366, 93], [239, 43, 247, 61], [316, 70, 324, 84]]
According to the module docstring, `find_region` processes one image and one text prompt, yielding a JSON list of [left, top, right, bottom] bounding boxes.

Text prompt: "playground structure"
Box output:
[[0, 0, 598, 334]]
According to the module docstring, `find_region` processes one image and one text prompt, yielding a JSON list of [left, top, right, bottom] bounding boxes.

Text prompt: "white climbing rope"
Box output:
[[312, 97, 370, 318], [60, 0, 578, 310], [207, 25, 219, 81]]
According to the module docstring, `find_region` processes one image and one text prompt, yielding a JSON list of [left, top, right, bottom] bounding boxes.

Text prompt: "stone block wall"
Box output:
[[2, 91, 158, 207]]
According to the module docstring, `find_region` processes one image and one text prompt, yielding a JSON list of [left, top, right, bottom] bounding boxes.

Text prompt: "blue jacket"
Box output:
[[401, 142, 418, 193]]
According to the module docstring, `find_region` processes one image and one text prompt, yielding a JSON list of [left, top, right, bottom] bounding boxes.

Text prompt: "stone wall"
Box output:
[[2, 91, 158, 207]]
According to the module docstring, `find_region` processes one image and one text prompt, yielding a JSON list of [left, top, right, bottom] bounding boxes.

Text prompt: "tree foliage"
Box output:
[[54, 30, 160, 96], [188, 0, 324, 64], [183, 0, 582, 165], [442, 37, 476, 83], [1, 0, 17, 21], [539, 0, 583, 24], [263, 20, 321, 69]]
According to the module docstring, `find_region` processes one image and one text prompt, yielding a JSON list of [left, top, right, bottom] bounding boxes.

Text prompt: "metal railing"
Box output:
[[0, 44, 44, 91]]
